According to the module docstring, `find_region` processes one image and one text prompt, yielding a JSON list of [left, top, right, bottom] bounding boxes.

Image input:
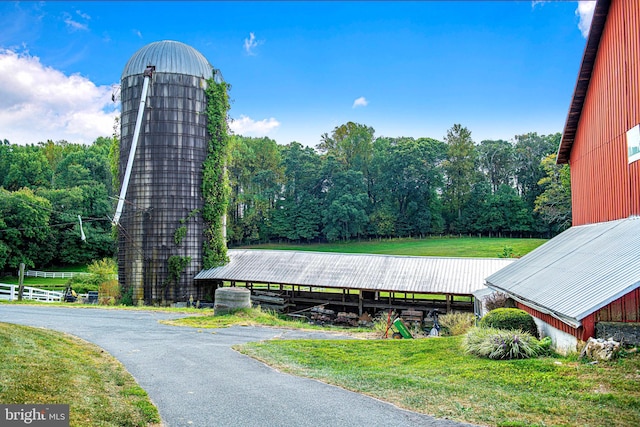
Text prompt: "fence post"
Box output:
[[17, 263, 25, 301]]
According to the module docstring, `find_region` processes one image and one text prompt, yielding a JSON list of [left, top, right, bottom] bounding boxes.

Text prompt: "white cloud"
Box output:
[[243, 32, 260, 55], [0, 49, 118, 145], [352, 96, 368, 108], [63, 11, 89, 32], [229, 115, 280, 136], [133, 29, 142, 39], [76, 10, 91, 21], [576, 1, 596, 38]]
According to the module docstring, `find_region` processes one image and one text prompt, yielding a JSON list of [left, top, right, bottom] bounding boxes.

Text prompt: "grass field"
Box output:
[[237, 336, 640, 427], [0, 322, 161, 427], [235, 236, 547, 258], [0, 276, 68, 290]]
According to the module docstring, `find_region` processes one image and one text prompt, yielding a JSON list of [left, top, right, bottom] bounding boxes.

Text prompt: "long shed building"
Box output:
[[196, 250, 513, 316]]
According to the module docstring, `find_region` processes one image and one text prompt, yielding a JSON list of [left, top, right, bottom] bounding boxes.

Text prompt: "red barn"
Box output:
[[486, 0, 640, 353]]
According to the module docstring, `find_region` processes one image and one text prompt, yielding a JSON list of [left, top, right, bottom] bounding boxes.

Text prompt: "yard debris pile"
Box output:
[[309, 306, 336, 324], [580, 337, 621, 361], [305, 306, 375, 327]]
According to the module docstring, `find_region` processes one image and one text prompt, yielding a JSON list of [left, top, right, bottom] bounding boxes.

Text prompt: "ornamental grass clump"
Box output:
[[464, 327, 542, 359], [439, 312, 476, 336]]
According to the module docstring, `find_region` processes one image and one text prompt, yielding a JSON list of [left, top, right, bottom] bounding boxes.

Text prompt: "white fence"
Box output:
[[0, 283, 63, 302], [25, 270, 89, 279]]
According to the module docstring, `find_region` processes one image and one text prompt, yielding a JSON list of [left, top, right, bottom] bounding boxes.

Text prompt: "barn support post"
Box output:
[[446, 294, 451, 313], [358, 290, 363, 315]]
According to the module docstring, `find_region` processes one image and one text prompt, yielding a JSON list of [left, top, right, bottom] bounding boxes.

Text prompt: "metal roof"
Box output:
[[557, 0, 611, 164], [195, 250, 514, 295], [122, 40, 213, 79], [486, 216, 640, 326]]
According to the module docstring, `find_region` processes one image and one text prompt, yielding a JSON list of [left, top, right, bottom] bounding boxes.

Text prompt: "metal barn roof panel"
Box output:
[[195, 250, 514, 295], [486, 217, 640, 323], [122, 40, 213, 79]]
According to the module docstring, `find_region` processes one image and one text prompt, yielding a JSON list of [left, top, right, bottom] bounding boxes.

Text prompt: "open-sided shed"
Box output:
[[195, 249, 513, 316]]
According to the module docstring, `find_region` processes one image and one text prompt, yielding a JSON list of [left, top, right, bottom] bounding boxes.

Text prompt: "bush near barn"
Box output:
[[479, 307, 539, 337]]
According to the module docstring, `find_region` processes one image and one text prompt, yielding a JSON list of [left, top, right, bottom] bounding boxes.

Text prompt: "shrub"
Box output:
[[484, 291, 509, 311], [439, 312, 475, 336], [65, 275, 98, 295], [99, 279, 120, 305], [480, 308, 538, 337], [66, 258, 119, 300], [464, 327, 542, 359]]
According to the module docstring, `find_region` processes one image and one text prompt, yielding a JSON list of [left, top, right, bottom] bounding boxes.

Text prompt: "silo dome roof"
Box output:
[[121, 40, 213, 79]]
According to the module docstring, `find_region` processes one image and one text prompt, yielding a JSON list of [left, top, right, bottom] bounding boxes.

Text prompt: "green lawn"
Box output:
[[234, 236, 546, 258], [0, 322, 161, 427], [0, 276, 68, 290], [237, 336, 640, 427]]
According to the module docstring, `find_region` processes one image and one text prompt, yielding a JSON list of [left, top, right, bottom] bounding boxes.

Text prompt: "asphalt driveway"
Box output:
[[0, 305, 474, 427]]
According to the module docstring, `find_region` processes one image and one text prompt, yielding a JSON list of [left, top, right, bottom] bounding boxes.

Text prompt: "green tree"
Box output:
[[477, 185, 532, 236], [271, 142, 323, 242], [535, 153, 572, 235], [370, 137, 446, 236], [442, 124, 478, 231], [317, 122, 375, 199], [227, 136, 283, 244], [478, 139, 515, 193], [322, 170, 369, 241], [2, 145, 52, 191], [514, 132, 560, 208], [0, 188, 52, 270]]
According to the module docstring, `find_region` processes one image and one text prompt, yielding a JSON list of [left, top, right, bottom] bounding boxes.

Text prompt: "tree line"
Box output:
[[0, 122, 571, 271], [0, 138, 116, 271], [227, 123, 571, 245]]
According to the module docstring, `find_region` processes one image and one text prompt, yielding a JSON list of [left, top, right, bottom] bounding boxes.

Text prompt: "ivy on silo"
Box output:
[[202, 76, 231, 268]]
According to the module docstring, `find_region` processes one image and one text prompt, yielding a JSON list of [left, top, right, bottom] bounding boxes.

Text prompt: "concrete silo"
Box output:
[[116, 40, 216, 304]]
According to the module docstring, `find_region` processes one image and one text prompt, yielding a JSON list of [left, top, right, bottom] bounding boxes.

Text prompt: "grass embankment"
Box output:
[[0, 322, 161, 427], [237, 336, 640, 427], [235, 236, 546, 258], [164, 308, 371, 334]]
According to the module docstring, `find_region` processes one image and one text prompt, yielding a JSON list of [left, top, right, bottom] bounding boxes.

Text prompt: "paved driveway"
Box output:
[[0, 306, 474, 427]]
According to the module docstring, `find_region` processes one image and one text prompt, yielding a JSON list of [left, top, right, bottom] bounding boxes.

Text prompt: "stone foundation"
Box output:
[[596, 322, 640, 345]]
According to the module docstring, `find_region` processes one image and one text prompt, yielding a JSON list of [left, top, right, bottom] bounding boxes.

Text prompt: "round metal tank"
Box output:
[[118, 40, 214, 304], [214, 287, 252, 315]]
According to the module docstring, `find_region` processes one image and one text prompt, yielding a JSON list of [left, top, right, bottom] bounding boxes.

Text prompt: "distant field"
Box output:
[[0, 265, 87, 289], [234, 236, 547, 258]]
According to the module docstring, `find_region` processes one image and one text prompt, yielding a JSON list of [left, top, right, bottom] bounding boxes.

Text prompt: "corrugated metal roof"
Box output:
[[122, 40, 213, 79], [486, 217, 640, 325], [195, 250, 514, 295]]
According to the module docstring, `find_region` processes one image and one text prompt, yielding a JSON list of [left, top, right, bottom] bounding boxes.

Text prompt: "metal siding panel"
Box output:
[[571, 0, 640, 225]]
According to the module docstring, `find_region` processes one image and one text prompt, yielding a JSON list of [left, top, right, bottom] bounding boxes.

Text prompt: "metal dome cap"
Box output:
[[121, 40, 213, 79]]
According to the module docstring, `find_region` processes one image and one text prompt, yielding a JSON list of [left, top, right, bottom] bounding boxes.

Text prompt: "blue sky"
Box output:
[[0, 1, 595, 147]]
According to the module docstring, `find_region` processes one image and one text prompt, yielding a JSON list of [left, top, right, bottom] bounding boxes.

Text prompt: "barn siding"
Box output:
[[596, 288, 640, 323], [517, 288, 640, 342], [515, 302, 584, 340], [570, 0, 640, 225]]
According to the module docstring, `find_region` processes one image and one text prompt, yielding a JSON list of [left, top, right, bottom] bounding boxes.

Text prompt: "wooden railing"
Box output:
[[0, 283, 63, 302]]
